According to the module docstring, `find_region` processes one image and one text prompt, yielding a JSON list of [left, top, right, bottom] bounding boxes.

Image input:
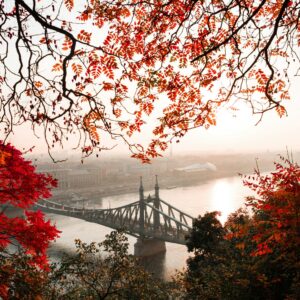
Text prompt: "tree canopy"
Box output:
[[1, 230, 171, 299], [0, 141, 59, 298], [46, 230, 170, 299], [0, 0, 299, 161], [176, 157, 300, 299]]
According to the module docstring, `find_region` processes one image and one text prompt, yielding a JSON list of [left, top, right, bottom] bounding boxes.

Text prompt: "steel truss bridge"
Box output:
[[35, 177, 194, 245]]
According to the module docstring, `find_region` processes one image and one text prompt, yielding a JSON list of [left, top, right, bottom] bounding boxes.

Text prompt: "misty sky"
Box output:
[[10, 72, 299, 159], [4, 0, 300, 160]]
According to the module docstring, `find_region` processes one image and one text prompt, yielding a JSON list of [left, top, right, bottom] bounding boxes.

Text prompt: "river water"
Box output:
[[47, 175, 252, 279]]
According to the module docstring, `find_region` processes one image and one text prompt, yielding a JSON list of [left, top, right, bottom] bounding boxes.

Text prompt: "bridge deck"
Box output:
[[35, 192, 193, 245]]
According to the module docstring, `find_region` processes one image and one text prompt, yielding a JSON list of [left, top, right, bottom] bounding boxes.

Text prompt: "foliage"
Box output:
[[242, 156, 300, 258], [177, 158, 300, 299], [1, 228, 171, 299], [0, 141, 59, 299], [0, 248, 49, 299], [186, 211, 225, 255], [1, 0, 299, 161], [44, 230, 170, 299]]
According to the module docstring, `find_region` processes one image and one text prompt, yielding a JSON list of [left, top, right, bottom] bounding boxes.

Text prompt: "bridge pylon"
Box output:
[[139, 176, 145, 236], [134, 176, 166, 257], [154, 175, 160, 231], [134, 237, 166, 257]]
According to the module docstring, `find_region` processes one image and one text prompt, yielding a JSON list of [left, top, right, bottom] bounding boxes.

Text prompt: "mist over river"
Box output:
[[47, 175, 252, 279]]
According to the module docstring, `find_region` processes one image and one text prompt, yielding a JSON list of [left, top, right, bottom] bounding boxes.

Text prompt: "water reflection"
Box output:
[[211, 180, 237, 223]]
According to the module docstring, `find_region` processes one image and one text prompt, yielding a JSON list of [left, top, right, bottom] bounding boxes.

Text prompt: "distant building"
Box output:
[[37, 165, 104, 190], [175, 162, 217, 173], [49, 168, 70, 189]]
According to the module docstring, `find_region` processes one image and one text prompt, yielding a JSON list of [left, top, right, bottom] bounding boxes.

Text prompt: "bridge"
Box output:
[[35, 177, 194, 256]]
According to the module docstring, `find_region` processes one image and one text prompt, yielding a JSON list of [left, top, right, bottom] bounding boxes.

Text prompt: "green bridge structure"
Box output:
[[35, 177, 194, 256]]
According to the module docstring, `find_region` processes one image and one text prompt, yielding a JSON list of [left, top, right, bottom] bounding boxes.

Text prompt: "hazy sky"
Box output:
[[5, 0, 300, 160], [174, 75, 300, 155], [10, 72, 300, 159]]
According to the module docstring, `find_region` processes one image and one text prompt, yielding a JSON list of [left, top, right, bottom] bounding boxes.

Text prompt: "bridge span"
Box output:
[[35, 177, 194, 256]]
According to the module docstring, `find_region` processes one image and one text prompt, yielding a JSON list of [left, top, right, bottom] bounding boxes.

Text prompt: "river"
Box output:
[[47, 175, 253, 279]]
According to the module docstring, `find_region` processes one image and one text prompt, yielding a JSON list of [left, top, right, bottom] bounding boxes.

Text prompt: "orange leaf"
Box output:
[[39, 37, 52, 44], [142, 102, 154, 115], [52, 63, 62, 72], [276, 105, 286, 118], [88, 51, 99, 63], [77, 30, 92, 44], [34, 81, 43, 88], [236, 242, 245, 250], [64, 0, 74, 11], [0, 150, 12, 166], [103, 82, 114, 91], [207, 115, 216, 126], [72, 63, 83, 76], [62, 37, 72, 51], [89, 62, 101, 79], [83, 111, 101, 142], [256, 69, 268, 85], [77, 8, 92, 21]]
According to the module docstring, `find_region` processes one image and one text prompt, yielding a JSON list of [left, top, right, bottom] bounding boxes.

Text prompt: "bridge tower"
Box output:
[[134, 176, 166, 257], [139, 176, 145, 236], [154, 175, 160, 231]]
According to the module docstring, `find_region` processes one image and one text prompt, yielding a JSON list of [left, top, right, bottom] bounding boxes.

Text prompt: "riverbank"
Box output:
[[42, 151, 300, 205], [52, 163, 271, 205]]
